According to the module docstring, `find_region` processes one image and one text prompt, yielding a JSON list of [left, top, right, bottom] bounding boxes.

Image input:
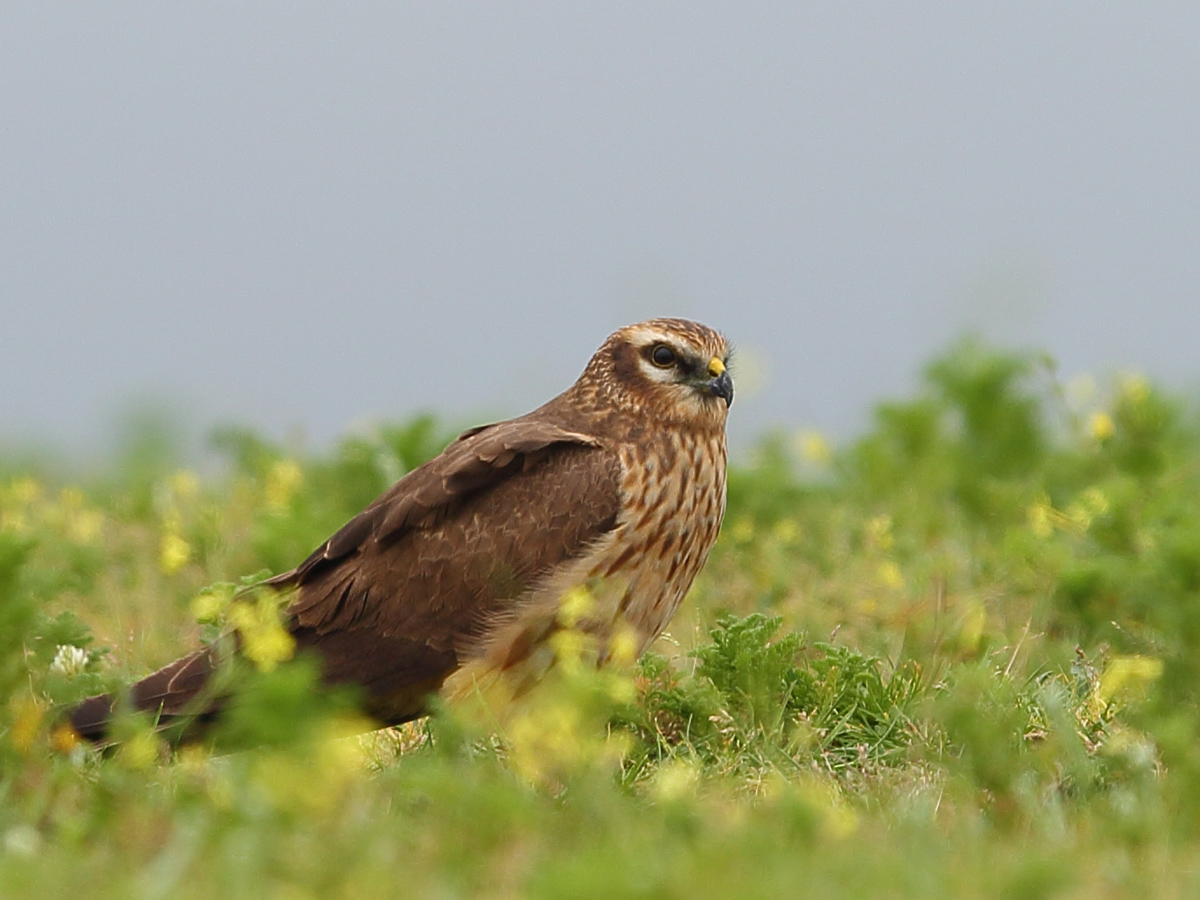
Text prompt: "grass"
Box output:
[[3, 339, 1200, 898]]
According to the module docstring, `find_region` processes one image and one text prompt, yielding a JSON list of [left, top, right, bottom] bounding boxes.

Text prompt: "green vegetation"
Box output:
[[3, 341, 1200, 898]]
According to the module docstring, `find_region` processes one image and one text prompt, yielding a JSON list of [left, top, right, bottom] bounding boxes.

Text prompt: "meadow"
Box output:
[[3, 339, 1200, 898]]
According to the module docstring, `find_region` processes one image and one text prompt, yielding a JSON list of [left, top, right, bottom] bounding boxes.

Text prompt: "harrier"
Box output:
[[71, 318, 733, 741]]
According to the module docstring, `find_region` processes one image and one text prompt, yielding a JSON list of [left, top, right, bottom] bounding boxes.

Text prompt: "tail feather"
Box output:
[[69, 647, 220, 745]]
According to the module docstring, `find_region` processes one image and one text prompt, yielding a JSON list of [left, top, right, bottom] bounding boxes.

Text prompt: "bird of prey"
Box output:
[[70, 318, 733, 742]]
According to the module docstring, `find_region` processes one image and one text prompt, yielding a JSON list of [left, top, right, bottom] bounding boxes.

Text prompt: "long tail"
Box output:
[[69, 647, 220, 744]]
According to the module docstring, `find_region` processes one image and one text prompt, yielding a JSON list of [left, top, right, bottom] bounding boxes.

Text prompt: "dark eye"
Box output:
[[651, 344, 676, 367]]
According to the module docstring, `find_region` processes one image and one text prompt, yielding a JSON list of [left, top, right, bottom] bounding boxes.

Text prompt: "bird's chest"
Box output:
[[589, 431, 727, 649], [453, 430, 728, 700]]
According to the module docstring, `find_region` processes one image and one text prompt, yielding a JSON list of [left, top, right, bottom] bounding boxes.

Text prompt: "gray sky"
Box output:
[[3, 4, 1198, 458]]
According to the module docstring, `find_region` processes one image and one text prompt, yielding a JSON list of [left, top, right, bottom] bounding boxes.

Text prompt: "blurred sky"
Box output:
[[3, 4, 1198, 458]]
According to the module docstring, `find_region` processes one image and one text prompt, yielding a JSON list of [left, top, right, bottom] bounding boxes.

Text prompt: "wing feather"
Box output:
[[264, 417, 623, 723]]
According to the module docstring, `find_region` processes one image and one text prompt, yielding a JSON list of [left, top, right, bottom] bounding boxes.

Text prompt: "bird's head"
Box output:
[[575, 318, 733, 430]]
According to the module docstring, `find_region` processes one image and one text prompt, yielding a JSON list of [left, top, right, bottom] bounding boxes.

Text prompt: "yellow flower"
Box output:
[[864, 514, 893, 550], [651, 758, 702, 802], [251, 718, 371, 816], [119, 730, 162, 770], [59, 487, 84, 510], [557, 585, 596, 628], [796, 431, 833, 466], [1027, 496, 1054, 538], [1088, 411, 1115, 442], [159, 532, 192, 574], [604, 669, 638, 705], [1079, 487, 1109, 517], [957, 601, 987, 652], [877, 561, 904, 590], [266, 459, 304, 512], [228, 593, 296, 672], [51, 723, 80, 754], [771, 518, 800, 545], [549, 628, 589, 673], [1064, 488, 1108, 534], [729, 517, 755, 544], [67, 509, 104, 544], [190, 587, 231, 625], [506, 697, 586, 784], [504, 678, 631, 787], [1099, 655, 1163, 705], [9, 696, 43, 753], [1066, 504, 1093, 533], [169, 470, 200, 499], [0, 511, 28, 535], [607, 623, 640, 668], [53, 487, 104, 543], [11, 477, 42, 506]]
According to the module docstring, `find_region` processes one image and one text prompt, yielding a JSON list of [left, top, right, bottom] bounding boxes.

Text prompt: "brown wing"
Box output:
[[264, 418, 623, 723], [69, 647, 218, 743]]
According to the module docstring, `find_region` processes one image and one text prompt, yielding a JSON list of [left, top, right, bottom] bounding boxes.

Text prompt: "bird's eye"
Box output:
[[651, 344, 677, 367]]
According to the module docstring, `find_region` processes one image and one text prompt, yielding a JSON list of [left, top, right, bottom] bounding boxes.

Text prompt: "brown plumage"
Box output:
[[70, 318, 733, 742]]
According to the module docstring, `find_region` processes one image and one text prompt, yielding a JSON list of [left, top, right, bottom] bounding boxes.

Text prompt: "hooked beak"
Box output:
[[706, 357, 734, 408]]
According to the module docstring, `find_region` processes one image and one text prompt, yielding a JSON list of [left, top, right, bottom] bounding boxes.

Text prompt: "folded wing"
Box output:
[[266, 417, 624, 722]]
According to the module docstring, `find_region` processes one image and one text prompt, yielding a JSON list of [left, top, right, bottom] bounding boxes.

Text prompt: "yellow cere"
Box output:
[[707, 356, 726, 377]]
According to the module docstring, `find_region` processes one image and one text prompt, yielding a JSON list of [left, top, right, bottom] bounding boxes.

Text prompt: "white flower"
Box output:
[[50, 645, 89, 677]]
